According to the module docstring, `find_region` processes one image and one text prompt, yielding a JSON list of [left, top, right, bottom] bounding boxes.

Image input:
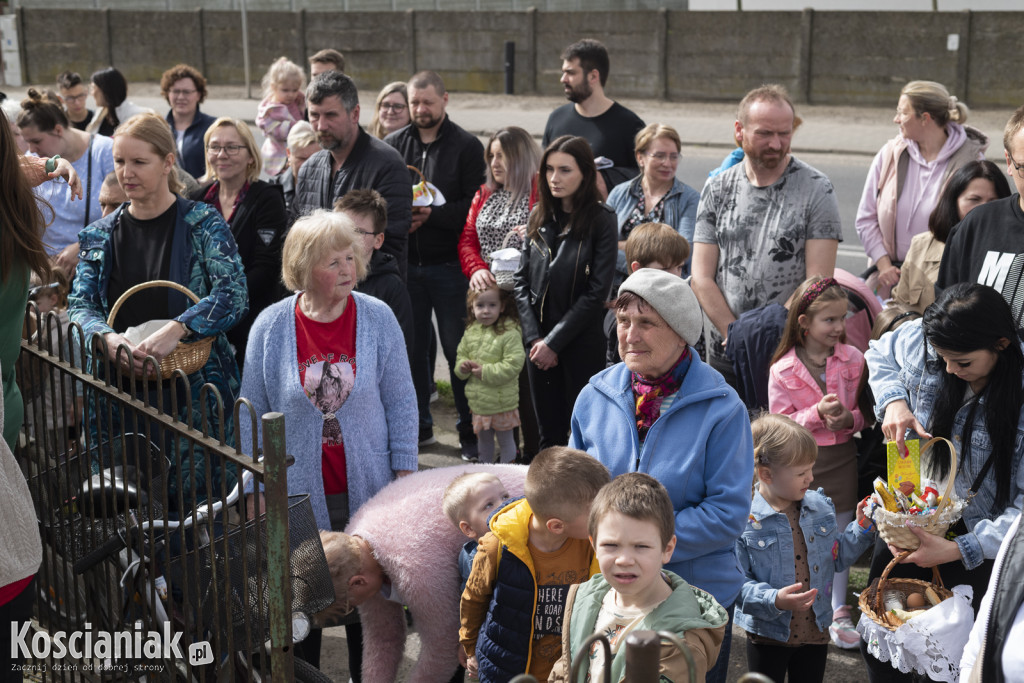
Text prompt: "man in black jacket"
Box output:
[[293, 71, 411, 280], [385, 71, 486, 458]]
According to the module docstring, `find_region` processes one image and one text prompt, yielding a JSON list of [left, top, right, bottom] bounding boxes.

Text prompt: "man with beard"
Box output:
[[691, 84, 842, 389], [385, 71, 485, 459], [292, 71, 411, 279], [542, 39, 645, 198]]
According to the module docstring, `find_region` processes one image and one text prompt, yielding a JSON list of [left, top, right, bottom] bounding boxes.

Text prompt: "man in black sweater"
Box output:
[[385, 71, 486, 458], [938, 104, 1024, 329], [542, 38, 645, 198]]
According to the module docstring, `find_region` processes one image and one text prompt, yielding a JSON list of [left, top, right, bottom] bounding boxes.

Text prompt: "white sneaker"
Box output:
[[829, 604, 860, 649]]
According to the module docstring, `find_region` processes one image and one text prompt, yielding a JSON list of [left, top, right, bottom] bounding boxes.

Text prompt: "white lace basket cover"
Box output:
[[857, 584, 974, 683]]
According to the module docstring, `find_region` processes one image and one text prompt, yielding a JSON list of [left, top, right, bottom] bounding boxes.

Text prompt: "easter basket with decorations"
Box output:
[[866, 437, 968, 550], [857, 550, 975, 681]]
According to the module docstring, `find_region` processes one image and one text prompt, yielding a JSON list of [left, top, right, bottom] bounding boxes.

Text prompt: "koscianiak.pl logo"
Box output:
[[10, 621, 214, 672]]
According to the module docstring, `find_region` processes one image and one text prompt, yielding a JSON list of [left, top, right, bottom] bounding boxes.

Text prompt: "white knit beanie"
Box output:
[[618, 268, 703, 344]]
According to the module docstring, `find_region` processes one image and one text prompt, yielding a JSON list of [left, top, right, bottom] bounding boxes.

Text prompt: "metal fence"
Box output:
[[15, 306, 334, 682]]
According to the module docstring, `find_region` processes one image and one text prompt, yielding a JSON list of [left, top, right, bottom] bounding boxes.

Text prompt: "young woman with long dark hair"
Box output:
[[864, 282, 1024, 681], [512, 135, 617, 448]]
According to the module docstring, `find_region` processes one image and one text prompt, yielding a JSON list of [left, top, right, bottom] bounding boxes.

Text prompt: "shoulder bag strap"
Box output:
[[82, 134, 94, 228]]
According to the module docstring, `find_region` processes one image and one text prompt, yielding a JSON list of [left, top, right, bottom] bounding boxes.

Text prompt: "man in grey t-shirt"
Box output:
[[692, 84, 842, 383]]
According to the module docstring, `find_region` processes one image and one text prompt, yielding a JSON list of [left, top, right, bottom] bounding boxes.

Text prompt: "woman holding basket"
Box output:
[[69, 113, 247, 503], [864, 282, 1024, 681]]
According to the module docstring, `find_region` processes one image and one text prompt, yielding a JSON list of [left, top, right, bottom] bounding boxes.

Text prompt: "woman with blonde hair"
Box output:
[[607, 123, 700, 277], [856, 80, 988, 297], [69, 113, 247, 500], [370, 82, 410, 139], [191, 117, 287, 368]]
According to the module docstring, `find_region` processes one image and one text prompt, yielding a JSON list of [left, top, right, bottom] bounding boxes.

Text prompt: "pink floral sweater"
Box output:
[[346, 464, 527, 683]]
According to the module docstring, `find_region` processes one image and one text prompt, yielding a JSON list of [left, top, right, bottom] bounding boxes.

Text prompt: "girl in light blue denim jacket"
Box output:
[[862, 283, 1024, 683], [736, 414, 874, 683]]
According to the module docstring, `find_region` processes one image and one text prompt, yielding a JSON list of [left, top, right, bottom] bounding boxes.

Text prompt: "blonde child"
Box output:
[[442, 471, 511, 589], [460, 447, 610, 682], [549, 473, 727, 682], [767, 276, 866, 649], [454, 286, 526, 464], [256, 57, 306, 177], [737, 415, 874, 683]]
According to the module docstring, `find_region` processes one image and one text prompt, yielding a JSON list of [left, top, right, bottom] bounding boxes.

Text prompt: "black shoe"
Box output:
[[419, 426, 437, 446], [460, 436, 479, 461]]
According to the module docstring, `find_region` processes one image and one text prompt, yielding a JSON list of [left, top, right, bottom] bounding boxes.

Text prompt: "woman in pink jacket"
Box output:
[[768, 276, 868, 651]]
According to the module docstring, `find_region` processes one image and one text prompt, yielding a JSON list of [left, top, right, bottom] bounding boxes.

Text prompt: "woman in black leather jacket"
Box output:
[[513, 135, 617, 448]]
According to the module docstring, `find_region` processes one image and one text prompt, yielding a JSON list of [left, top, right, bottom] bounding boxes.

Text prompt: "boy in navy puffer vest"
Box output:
[[459, 447, 609, 682]]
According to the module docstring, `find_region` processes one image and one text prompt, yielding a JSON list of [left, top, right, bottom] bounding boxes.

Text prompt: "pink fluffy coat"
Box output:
[[346, 463, 527, 683]]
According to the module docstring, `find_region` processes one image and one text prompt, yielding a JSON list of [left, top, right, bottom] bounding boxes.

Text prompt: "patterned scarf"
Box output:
[[631, 349, 691, 442]]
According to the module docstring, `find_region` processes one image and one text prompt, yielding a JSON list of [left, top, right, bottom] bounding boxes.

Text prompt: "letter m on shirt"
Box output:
[[979, 252, 1017, 291]]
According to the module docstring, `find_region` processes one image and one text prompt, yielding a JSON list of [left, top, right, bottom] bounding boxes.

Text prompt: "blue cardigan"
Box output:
[[239, 292, 418, 530], [570, 354, 753, 607]]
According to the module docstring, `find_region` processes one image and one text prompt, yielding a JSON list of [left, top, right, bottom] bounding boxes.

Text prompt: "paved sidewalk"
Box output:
[[6, 82, 1014, 157]]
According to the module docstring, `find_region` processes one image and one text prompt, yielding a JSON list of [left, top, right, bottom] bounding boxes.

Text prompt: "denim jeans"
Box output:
[[407, 261, 472, 438]]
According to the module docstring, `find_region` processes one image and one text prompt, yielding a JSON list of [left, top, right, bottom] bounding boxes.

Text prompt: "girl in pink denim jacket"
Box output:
[[767, 276, 868, 650]]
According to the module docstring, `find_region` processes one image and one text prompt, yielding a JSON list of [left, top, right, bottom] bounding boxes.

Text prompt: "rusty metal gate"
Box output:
[[15, 307, 335, 682]]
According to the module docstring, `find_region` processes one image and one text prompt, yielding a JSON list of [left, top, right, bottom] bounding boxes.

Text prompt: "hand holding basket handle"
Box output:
[[105, 280, 214, 379]]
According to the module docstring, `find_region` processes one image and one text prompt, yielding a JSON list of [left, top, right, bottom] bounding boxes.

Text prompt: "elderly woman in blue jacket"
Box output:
[[569, 267, 753, 683], [863, 282, 1024, 683], [606, 123, 700, 278], [70, 113, 247, 505]]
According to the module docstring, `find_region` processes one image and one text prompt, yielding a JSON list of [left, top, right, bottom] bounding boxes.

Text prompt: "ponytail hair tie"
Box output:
[[797, 277, 839, 315]]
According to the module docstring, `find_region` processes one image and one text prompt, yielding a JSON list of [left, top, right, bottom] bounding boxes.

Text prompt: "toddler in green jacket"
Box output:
[[455, 285, 526, 463]]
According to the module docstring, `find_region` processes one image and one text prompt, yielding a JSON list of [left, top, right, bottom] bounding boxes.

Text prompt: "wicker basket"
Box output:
[[106, 280, 214, 379], [491, 229, 523, 291], [859, 550, 954, 631], [869, 437, 965, 550]]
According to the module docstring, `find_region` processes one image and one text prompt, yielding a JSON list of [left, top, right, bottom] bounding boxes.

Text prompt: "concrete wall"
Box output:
[[14, 9, 1024, 108]]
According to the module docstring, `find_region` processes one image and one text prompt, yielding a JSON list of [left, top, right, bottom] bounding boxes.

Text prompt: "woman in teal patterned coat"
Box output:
[[69, 112, 247, 505]]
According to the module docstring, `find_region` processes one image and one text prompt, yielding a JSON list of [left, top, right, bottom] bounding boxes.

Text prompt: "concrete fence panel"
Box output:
[[304, 11, 413, 91], [808, 12, 962, 106], [108, 11, 204, 84], [534, 11, 664, 99], [667, 11, 803, 102], [966, 12, 1024, 109], [411, 11, 533, 93], [21, 9, 109, 84]]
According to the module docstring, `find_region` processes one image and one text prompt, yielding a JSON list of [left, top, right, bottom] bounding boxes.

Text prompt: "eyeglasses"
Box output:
[[63, 94, 87, 103], [1009, 153, 1024, 179], [380, 103, 407, 112], [353, 228, 377, 238], [208, 144, 246, 156], [170, 89, 198, 98], [646, 151, 680, 163]]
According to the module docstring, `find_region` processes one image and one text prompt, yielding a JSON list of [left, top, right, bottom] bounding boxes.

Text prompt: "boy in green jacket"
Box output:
[[548, 473, 728, 682]]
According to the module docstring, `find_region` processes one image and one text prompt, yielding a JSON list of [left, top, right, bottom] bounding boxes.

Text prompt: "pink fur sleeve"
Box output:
[[347, 464, 527, 683]]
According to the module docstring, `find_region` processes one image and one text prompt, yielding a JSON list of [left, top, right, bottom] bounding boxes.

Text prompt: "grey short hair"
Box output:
[[306, 71, 359, 111]]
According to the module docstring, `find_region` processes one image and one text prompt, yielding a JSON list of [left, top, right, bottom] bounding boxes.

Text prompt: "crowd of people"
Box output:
[[2, 34, 1024, 683]]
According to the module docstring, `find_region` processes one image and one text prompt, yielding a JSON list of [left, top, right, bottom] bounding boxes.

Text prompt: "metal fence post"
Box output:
[[263, 411, 294, 683]]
